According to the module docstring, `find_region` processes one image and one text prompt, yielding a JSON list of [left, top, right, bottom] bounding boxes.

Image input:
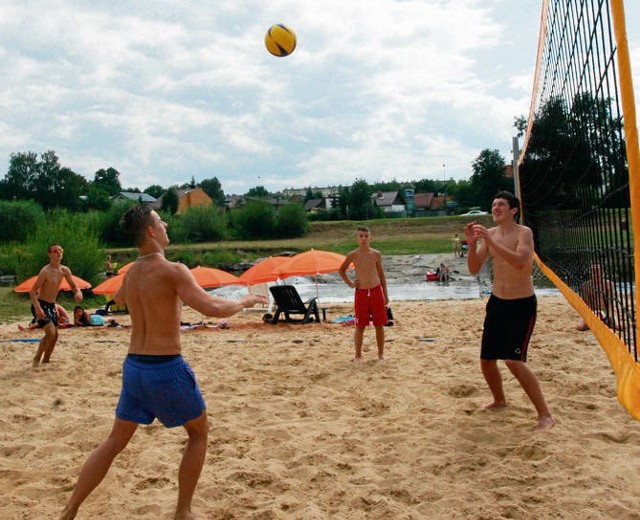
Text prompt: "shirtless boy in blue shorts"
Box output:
[[465, 191, 555, 432], [339, 226, 389, 362], [59, 206, 267, 520]]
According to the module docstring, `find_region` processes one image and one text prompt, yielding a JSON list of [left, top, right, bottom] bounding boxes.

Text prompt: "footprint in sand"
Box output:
[[448, 383, 479, 398]]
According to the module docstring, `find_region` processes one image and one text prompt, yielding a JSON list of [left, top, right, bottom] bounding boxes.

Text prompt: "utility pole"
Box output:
[[512, 136, 520, 197]]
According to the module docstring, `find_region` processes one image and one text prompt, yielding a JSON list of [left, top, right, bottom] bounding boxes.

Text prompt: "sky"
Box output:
[[1, 1, 639, 196]]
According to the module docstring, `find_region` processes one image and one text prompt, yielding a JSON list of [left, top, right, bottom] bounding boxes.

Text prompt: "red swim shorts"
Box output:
[[354, 285, 388, 327]]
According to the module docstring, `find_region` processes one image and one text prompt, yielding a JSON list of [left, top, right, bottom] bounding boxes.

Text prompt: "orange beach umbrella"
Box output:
[[190, 266, 246, 289], [117, 262, 134, 274], [274, 249, 349, 303], [15, 274, 92, 293], [275, 249, 347, 278], [239, 256, 291, 286], [92, 274, 125, 295]]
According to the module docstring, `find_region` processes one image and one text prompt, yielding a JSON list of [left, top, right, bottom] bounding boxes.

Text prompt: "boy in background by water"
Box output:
[[339, 226, 389, 362]]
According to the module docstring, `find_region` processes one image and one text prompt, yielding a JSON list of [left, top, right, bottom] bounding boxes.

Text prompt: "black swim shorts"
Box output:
[[481, 294, 537, 362], [30, 299, 59, 328]]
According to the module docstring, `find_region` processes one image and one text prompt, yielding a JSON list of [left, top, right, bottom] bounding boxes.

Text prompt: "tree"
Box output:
[[176, 205, 227, 243], [232, 201, 276, 239], [0, 200, 45, 242], [450, 180, 480, 212], [277, 203, 308, 238], [51, 166, 87, 211], [337, 186, 350, 219], [162, 187, 179, 214], [520, 93, 627, 211], [371, 180, 402, 193], [199, 177, 225, 206], [513, 115, 528, 138], [470, 149, 512, 207], [2, 150, 86, 210], [413, 178, 438, 194], [144, 184, 165, 199], [93, 167, 122, 196], [2, 151, 40, 200], [246, 185, 269, 198], [348, 179, 376, 220], [84, 184, 112, 211]]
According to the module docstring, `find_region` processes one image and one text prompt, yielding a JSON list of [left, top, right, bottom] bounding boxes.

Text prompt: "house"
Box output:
[[224, 194, 245, 209], [429, 195, 446, 216], [112, 192, 157, 204], [150, 187, 212, 214], [304, 198, 332, 214], [176, 187, 212, 214], [263, 197, 289, 212], [413, 193, 434, 216], [371, 191, 406, 214], [413, 193, 448, 216]]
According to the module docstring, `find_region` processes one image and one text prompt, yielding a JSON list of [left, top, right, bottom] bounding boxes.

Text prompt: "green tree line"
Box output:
[[0, 146, 514, 283], [0, 148, 513, 217]]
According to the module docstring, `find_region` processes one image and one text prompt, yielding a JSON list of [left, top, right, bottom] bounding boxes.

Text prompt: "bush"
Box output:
[[0, 200, 45, 242], [170, 250, 196, 267], [277, 203, 308, 238], [96, 202, 136, 246], [174, 206, 227, 243], [230, 201, 277, 239], [18, 211, 105, 286], [166, 249, 240, 269]]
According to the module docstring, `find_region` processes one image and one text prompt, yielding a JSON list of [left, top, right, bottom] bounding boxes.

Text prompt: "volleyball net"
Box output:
[[518, 0, 640, 418]]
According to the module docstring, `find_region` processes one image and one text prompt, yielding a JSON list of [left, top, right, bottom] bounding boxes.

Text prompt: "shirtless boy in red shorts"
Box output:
[[339, 226, 389, 362]]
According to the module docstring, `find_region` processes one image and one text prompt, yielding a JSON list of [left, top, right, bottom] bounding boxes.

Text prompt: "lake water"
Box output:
[[210, 276, 559, 304]]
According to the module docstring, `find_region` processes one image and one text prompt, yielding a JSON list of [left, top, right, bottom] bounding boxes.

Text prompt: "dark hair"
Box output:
[[494, 190, 520, 220], [74, 306, 90, 325], [356, 226, 370, 233], [121, 205, 155, 246]]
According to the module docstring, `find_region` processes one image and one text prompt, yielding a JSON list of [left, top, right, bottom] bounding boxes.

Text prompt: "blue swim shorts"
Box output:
[[116, 355, 206, 428]]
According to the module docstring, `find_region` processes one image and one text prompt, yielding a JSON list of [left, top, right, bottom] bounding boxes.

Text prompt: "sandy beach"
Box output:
[[2, 273, 640, 518]]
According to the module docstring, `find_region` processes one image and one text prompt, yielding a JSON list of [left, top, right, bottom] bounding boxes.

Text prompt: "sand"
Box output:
[[2, 294, 640, 519]]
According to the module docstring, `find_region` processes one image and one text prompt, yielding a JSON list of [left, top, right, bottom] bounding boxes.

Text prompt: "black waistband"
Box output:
[[127, 354, 180, 364]]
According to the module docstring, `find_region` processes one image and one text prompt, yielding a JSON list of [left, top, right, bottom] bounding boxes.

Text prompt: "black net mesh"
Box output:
[[518, 0, 636, 356]]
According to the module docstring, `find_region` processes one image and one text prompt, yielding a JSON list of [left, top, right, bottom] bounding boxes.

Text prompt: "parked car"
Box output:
[[458, 209, 488, 216]]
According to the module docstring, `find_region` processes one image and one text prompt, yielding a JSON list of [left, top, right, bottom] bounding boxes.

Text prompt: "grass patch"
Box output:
[[0, 287, 30, 323]]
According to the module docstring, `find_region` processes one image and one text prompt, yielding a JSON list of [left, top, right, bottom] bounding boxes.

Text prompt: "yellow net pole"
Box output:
[[610, 0, 640, 365]]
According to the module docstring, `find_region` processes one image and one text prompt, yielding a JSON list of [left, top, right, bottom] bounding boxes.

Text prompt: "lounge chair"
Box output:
[[268, 285, 321, 324]]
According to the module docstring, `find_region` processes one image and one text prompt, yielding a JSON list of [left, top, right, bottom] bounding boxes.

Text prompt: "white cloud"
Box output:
[[0, 0, 638, 195]]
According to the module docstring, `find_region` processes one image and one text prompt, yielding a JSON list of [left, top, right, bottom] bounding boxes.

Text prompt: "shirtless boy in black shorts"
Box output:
[[29, 244, 83, 367], [465, 191, 555, 432]]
